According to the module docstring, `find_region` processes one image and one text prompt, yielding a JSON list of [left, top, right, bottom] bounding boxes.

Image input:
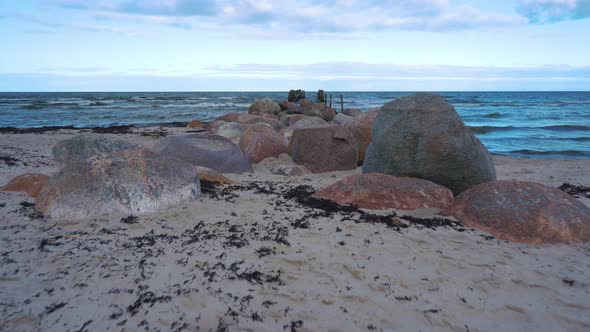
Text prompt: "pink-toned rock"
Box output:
[[239, 123, 289, 163], [289, 125, 358, 173], [217, 113, 241, 122], [207, 120, 227, 133], [344, 110, 379, 165], [287, 114, 306, 126], [186, 120, 204, 129], [444, 180, 590, 244], [313, 173, 454, 210], [1, 173, 49, 198], [237, 114, 282, 130], [314, 173, 453, 210], [279, 101, 297, 111], [283, 116, 328, 141]]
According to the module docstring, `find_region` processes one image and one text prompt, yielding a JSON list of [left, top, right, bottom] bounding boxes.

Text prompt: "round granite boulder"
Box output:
[[445, 180, 590, 244], [313, 173, 454, 210], [36, 149, 200, 220], [239, 123, 288, 163], [52, 134, 138, 169], [152, 133, 252, 174], [289, 125, 358, 173], [363, 93, 496, 194], [249, 98, 281, 115]]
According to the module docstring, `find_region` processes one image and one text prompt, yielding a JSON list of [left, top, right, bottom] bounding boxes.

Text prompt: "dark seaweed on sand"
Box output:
[[559, 183, 590, 199]]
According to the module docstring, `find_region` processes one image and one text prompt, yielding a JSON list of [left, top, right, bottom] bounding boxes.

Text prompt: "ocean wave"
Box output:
[[469, 125, 516, 134], [483, 112, 503, 118], [470, 124, 590, 134], [454, 103, 483, 107], [507, 149, 590, 157], [542, 125, 590, 131], [20, 104, 44, 110]]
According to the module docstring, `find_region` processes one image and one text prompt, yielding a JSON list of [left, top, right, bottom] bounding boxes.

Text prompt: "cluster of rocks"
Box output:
[[2, 92, 589, 245], [205, 96, 378, 174]]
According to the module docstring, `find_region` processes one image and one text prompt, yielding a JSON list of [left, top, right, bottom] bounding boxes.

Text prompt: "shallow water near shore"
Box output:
[[0, 91, 589, 158]]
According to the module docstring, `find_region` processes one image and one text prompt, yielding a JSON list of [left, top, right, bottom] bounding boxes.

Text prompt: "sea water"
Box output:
[[0, 91, 588, 159]]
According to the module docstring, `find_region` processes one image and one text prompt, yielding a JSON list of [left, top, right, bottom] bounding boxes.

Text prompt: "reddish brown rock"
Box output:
[[239, 123, 288, 163], [287, 114, 306, 126], [289, 125, 358, 173], [217, 113, 241, 122], [313, 173, 454, 210], [237, 114, 282, 130], [1, 173, 49, 198], [344, 110, 378, 165], [186, 120, 204, 129], [445, 180, 590, 244], [279, 101, 297, 111]]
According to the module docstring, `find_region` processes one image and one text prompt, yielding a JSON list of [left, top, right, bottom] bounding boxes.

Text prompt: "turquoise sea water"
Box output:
[[0, 91, 588, 158]]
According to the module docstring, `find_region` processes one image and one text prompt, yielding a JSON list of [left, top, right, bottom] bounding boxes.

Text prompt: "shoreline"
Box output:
[[1, 123, 588, 160]]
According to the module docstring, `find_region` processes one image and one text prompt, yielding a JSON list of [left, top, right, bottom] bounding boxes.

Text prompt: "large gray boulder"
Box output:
[[363, 93, 496, 194], [152, 133, 253, 174], [248, 98, 281, 115], [36, 149, 200, 220], [52, 134, 138, 169]]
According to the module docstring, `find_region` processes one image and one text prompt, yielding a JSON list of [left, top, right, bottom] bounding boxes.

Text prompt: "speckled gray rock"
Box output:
[[248, 98, 281, 115], [333, 113, 354, 125], [36, 149, 200, 220], [343, 108, 363, 117], [152, 133, 253, 174], [52, 134, 138, 169], [215, 122, 243, 140], [363, 93, 496, 194]]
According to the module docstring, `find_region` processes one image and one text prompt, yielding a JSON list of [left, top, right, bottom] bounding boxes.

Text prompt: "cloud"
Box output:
[[3, 63, 590, 92], [517, 0, 590, 23], [48, 0, 525, 32], [205, 62, 590, 81], [52, 0, 219, 16]]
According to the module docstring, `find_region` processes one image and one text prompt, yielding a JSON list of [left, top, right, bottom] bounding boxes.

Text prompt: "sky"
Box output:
[[0, 0, 589, 91]]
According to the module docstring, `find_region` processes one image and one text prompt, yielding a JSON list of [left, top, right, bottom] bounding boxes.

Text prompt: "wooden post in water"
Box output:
[[329, 94, 333, 109], [340, 95, 343, 114]]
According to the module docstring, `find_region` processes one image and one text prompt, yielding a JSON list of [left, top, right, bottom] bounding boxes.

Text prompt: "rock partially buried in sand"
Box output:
[[314, 173, 454, 210], [255, 153, 310, 176], [363, 93, 496, 194], [152, 133, 252, 174], [1, 173, 49, 198], [196, 166, 234, 185], [52, 134, 138, 169], [239, 123, 288, 163], [444, 180, 590, 244], [289, 125, 358, 173], [249, 98, 281, 115], [36, 149, 200, 220]]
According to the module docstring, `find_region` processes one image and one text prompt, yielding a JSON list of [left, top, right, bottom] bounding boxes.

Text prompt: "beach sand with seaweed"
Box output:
[[1, 126, 589, 332]]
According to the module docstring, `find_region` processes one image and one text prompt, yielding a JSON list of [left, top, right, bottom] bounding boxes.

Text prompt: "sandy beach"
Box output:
[[1, 125, 589, 332]]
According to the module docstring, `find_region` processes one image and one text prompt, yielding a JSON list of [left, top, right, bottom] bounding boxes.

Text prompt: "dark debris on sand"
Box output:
[[559, 183, 590, 199], [2, 178, 470, 331]]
